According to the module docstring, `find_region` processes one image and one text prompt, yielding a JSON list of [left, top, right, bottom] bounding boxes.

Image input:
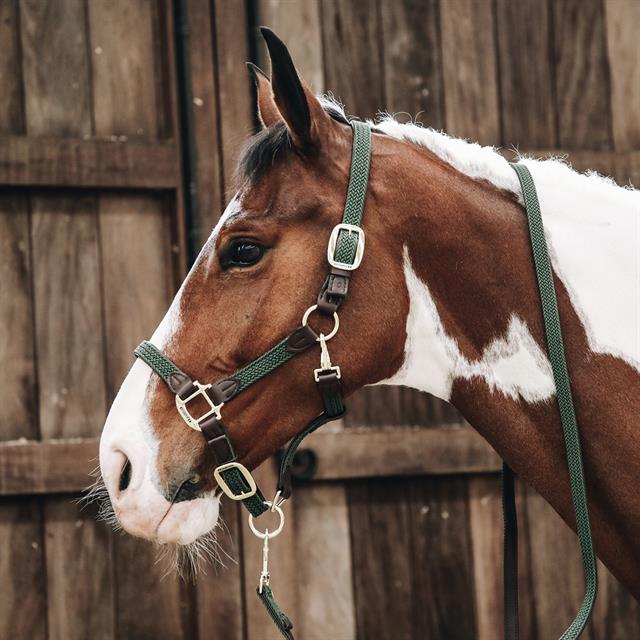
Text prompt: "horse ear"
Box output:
[[260, 27, 330, 148], [246, 62, 281, 129]]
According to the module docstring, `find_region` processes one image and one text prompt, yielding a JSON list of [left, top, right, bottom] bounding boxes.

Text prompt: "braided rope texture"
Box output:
[[220, 468, 267, 516], [334, 121, 372, 264], [511, 163, 597, 639], [134, 341, 181, 384], [233, 337, 295, 392], [256, 585, 294, 640]]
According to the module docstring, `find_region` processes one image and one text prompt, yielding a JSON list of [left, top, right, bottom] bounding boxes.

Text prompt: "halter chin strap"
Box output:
[[134, 121, 372, 522]]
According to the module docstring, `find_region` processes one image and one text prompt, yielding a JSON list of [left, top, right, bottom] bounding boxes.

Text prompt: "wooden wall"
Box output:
[[1, 1, 638, 638]]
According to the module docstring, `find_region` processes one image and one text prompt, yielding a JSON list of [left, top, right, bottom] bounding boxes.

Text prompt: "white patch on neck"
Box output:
[[371, 115, 640, 372], [383, 249, 556, 403]]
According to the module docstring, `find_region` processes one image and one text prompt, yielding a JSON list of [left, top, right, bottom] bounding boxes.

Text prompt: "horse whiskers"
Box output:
[[77, 469, 237, 580], [75, 469, 122, 532], [154, 525, 237, 581]]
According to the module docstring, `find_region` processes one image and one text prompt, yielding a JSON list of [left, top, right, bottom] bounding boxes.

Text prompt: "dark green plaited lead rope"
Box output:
[[509, 162, 597, 639]]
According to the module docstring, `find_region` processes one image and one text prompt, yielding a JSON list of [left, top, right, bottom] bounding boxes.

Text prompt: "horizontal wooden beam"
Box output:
[[0, 426, 501, 496], [0, 438, 98, 496], [304, 425, 501, 480], [0, 135, 180, 189]]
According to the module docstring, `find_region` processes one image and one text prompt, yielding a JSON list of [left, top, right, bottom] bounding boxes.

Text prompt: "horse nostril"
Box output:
[[173, 475, 203, 503], [119, 458, 132, 492]]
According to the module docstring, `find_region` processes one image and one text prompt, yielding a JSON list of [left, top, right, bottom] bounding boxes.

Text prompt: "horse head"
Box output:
[[98, 29, 409, 549]]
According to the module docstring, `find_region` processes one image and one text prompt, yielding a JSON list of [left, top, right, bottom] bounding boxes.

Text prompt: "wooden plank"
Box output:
[[605, 0, 640, 151], [551, 0, 611, 149], [213, 0, 254, 194], [307, 425, 501, 479], [256, 0, 324, 92], [380, 0, 444, 129], [0, 3, 46, 636], [88, 2, 188, 637], [523, 487, 591, 639], [495, 0, 556, 148], [440, 0, 500, 144], [0, 194, 38, 439], [348, 477, 414, 639], [187, 0, 225, 244], [321, 0, 384, 118], [0, 497, 46, 640], [0, 136, 180, 189], [195, 500, 244, 640], [44, 498, 114, 639], [410, 476, 476, 638], [292, 484, 356, 640], [0, 439, 97, 496], [0, 427, 503, 495], [20, 2, 115, 639], [30, 193, 107, 438]]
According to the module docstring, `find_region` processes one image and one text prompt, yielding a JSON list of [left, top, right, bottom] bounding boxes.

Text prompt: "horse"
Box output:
[[97, 26, 640, 613]]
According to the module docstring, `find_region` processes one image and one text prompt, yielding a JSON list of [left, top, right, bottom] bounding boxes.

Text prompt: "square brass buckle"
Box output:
[[214, 462, 258, 500], [327, 223, 365, 270], [175, 381, 222, 432]]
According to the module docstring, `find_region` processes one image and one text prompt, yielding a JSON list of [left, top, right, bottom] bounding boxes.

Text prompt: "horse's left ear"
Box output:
[[260, 27, 331, 148]]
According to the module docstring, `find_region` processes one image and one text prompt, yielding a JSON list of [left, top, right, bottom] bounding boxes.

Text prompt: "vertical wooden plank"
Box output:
[[256, 0, 324, 91], [321, 0, 384, 118], [88, 1, 186, 638], [551, 0, 611, 149], [45, 499, 114, 639], [495, 0, 556, 148], [20, 1, 115, 638], [523, 488, 591, 639], [349, 478, 415, 640], [604, 0, 640, 151], [195, 501, 244, 640], [30, 194, 107, 438], [0, 3, 45, 636], [187, 0, 225, 244], [469, 477, 537, 640], [440, 0, 500, 144], [0, 498, 46, 640], [214, 0, 254, 194], [293, 483, 356, 640], [410, 476, 476, 639], [380, 0, 445, 129]]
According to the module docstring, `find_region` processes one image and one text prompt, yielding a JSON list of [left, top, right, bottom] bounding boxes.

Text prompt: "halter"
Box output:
[[134, 120, 371, 638], [133, 122, 596, 640]]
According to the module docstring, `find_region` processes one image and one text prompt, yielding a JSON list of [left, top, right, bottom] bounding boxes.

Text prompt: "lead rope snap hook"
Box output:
[[259, 531, 270, 594]]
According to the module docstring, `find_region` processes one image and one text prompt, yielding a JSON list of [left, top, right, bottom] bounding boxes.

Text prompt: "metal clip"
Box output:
[[314, 333, 341, 382], [259, 532, 270, 594]]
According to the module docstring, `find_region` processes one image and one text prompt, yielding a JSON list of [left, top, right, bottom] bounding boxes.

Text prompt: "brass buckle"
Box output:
[[175, 381, 223, 432], [327, 223, 365, 270], [214, 462, 258, 500]]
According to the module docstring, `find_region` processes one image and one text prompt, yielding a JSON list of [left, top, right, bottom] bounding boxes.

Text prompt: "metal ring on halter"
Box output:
[[301, 304, 339, 341], [248, 502, 285, 539]]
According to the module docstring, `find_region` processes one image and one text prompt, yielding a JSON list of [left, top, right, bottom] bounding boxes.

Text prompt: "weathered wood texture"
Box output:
[[2, 1, 639, 639]]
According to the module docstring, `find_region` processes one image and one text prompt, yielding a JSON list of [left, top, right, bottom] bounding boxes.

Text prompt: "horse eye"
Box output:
[[221, 238, 265, 269]]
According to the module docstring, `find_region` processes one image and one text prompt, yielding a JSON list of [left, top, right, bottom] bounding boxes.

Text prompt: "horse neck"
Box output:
[[378, 142, 640, 597]]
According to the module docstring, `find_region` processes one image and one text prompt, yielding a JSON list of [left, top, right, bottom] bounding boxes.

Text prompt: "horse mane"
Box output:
[[237, 93, 638, 204]]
